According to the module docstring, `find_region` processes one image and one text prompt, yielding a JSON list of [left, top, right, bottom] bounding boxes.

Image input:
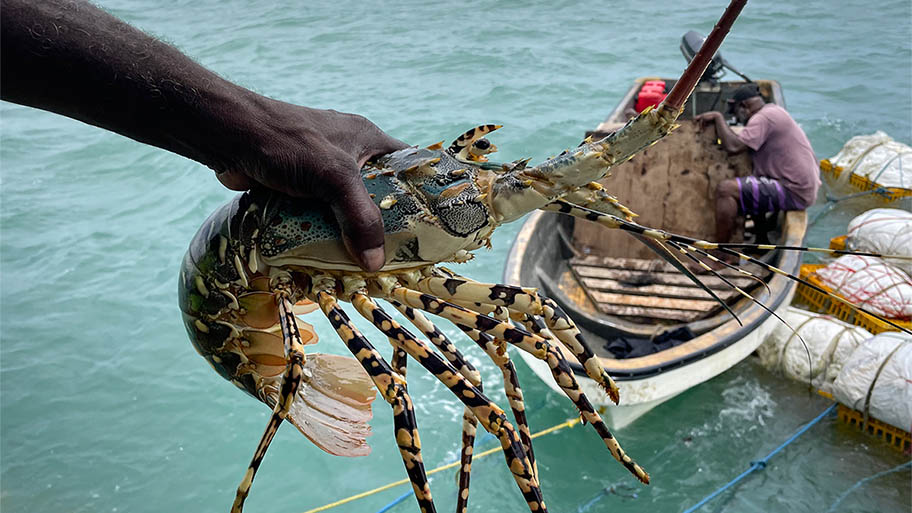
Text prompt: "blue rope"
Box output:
[[809, 187, 891, 227], [824, 460, 912, 512], [681, 402, 837, 513], [375, 491, 413, 513], [576, 488, 610, 512]]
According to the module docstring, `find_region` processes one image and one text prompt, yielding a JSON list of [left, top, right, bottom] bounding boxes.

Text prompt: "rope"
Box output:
[[860, 338, 905, 433], [809, 186, 892, 228], [681, 402, 837, 513], [301, 417, 582, 513], [824, 460, 912, 512]]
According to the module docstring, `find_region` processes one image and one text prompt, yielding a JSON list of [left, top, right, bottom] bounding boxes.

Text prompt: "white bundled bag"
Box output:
[[832, 332, 912, 432], [846, 208, 912, 275], [828, 131, 912, 189], [757, 306, 872, 392], [814, 255, 912, 321]]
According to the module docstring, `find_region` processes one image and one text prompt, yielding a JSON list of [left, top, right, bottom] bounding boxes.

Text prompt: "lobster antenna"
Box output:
[[668, 239, 814, 390], [708, 245, 912, 335], [632, 232, 742, 325], [550, 200, 912, 335], [694, 241, 912, 263]]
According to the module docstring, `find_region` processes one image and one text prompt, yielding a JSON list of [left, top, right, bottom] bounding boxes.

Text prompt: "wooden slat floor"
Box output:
[[569, 255, 771, 323]]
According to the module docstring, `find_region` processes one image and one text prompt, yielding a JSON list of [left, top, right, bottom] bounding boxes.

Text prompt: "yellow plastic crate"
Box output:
[[793, 264, 912, 334], [820, 159, 912, 202], [837, 404, 911, 453], [829, 235, 847, 251]]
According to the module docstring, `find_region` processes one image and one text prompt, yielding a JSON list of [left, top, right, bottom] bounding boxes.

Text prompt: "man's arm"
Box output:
[[1, 0, 405, 271], [694, 111, 748, 154]]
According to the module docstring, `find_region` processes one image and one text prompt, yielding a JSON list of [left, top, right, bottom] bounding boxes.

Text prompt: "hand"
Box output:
[[0, 0, 407, 272], [215, 101, 408, 272], [693, 111, 723, 125]]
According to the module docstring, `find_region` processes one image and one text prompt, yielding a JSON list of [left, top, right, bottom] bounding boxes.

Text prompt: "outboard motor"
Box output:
[[680, 30, 751, 83]]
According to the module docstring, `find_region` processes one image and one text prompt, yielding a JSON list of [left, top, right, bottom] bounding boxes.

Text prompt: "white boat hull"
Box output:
[[517, 285, 797, 429]]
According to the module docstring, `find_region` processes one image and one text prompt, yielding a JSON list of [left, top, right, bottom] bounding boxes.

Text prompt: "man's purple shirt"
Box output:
[[737, 104, 821, 208]]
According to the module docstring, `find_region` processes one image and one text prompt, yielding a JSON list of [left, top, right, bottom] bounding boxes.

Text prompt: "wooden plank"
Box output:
[[571, 264, 757, 290], [571, 255, 757, 278], [594, 303, 705, 323], [589, 290, 719, 312], [578, 276, 740, 302]]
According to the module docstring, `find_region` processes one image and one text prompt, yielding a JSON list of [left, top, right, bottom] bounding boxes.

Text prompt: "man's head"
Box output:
[[727, 83, 764, 124]]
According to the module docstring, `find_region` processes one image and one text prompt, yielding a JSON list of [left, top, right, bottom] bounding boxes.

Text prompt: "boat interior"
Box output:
[[523, 79, 799, 360]]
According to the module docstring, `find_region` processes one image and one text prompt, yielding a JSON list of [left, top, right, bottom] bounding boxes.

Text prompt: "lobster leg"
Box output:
[[389, 299, 482, 384], [389, 299, 539, 506], [393, 293, 537, 488], [559, 181, 638, 221], [386, 286, 549, 359], [389, 285, 649, 484], [454, 324, 536, 477], [390, 338, 409, 377], [386, 300, 483, 512], [420, 298, 538, 473], [230, 296, 307, 513], [407, 274, 621, 404], [350, 292, 547, 513], [315, 291, 437, 513]]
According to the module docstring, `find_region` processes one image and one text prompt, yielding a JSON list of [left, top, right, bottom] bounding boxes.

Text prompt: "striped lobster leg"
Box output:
[[230, 296, 308, 513], [387, 284, 649, 484], [386, 299, 484, 513], [406, 282, 538, 479], [406, 272, 621, 404], [316, 290, 437, 513], [454, 323, 536, 480], [349, 292, 547, 513]]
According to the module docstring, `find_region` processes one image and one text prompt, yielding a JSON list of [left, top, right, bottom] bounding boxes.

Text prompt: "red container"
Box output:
[[643, 80, 666, 90], [635, 80, 667, 112], [636, 90, 667, 112]]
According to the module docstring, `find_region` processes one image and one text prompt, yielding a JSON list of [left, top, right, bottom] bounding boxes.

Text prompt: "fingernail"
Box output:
[[360, 247, 385, 271]]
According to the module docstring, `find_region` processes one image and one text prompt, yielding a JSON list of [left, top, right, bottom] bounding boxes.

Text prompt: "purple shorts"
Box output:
[[735, 176, 803, 215]]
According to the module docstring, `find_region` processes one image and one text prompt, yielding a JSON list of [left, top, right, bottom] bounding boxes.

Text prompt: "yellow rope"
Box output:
[[302, 417, 582, 513]]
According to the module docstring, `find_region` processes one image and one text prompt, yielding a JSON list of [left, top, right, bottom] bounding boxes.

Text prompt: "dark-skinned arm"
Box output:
[[694, 111, 748, 154], [0, 0, 406, 271]]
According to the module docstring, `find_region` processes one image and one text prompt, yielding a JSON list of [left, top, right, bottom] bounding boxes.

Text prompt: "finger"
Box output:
[[356, 132, 410, 168], [216, 170, 256, 191], [327, 165, 387, 272]]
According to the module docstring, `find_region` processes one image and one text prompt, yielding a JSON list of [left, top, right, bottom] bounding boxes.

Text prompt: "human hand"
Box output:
[[215, 101, 408, 272], [693, 111, 723, 125]]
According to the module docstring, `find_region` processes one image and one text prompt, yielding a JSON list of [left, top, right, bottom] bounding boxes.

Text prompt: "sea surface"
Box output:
[[2, 1, 910, 512]]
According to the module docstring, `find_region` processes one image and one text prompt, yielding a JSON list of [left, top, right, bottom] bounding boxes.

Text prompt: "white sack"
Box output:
[[845, 208, 912, 276], [829, 131, 912, 189], [832, 332, 912, 432], [757, 306, 872, 392], [814, 255, 912, 321]]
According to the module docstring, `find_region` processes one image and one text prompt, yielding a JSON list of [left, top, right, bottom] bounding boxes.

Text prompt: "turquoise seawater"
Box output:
[[2, 1, 910, 512]]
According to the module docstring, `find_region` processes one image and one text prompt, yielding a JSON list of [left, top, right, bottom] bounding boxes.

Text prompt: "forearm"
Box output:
[[0, 0, 261, 169]]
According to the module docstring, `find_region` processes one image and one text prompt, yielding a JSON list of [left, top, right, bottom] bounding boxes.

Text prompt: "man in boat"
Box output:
[[695, 83, 820, 251]]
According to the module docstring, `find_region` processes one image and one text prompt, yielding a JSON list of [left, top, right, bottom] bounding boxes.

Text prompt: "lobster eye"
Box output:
[[474, 139, 490, 150]]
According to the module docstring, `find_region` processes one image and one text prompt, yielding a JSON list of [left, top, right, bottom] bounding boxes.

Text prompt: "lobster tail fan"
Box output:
[[281, 353, 377, 457]]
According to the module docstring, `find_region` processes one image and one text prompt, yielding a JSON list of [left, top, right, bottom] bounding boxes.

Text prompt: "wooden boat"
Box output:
[[504, 78, 807, 429]]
